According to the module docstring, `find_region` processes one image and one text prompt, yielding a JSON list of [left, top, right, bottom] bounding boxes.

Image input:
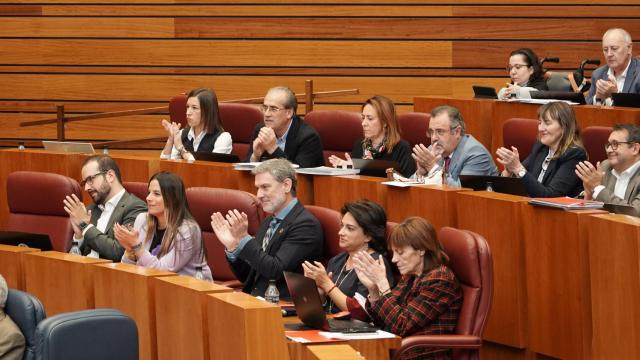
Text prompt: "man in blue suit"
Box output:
[[411, 105, 498, 186], [587, 28, 640, 105]]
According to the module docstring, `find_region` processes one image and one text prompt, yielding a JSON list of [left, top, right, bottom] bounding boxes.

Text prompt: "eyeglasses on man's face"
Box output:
[[428, 126, 459, 138], [507, 64, 530, 72], [260, 105, 286, 114], [80, 171, 106, 187], [605, 141, 635, 151]]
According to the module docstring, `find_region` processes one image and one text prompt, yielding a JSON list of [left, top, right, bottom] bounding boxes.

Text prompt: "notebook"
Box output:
[[192, 152, 240, 163], [42, 141, 95, 155], [283, 271, 378, 333], [459, 175, 529, 196], [351, 159, 400, 178], [0, 231, 53, 251]]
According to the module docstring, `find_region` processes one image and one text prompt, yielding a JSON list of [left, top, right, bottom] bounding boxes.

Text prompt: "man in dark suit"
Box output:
[[587, 28, 640, 105], [246, 86, 325, 168], [577, 124, 640, 214], [63, 155, 146, 261], [211, 158, 323, 298]]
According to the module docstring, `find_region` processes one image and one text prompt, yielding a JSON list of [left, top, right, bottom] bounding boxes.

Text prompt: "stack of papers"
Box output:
[[528, 197, 604, 210], [233, 162, 300, 171], [296, 166, 360, 176]]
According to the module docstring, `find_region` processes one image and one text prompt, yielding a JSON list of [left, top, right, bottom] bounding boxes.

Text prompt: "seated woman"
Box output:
[[302, 200, 394, 314], [328, 95, 416, 177], [497, 48, 549, 100], [161, 88, 232, 160], [353, 217, 462, 360], [115, 171, 212, 280], [496, 101, 587, 197]]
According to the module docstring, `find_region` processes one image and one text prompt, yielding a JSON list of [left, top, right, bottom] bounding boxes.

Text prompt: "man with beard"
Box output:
[[63, 155, 146, 261], [210, 158, 323, 298], [411, 105, 498, 186]]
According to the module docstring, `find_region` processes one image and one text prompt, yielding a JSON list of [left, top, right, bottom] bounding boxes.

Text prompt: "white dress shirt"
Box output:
[[76, 188, 126, 257], [593, 160, 640, 199], [160, 128, 232, 160]]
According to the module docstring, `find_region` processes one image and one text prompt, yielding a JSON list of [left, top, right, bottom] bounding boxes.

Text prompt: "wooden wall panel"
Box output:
[[0, 18, 174, 37]]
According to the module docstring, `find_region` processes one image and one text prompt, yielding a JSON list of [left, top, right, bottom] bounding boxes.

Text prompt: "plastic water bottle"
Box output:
[[69, 241, 81, 255], [486, 181, 494, 192], [103, 146, 109, 154], [18, 142, 25, 151], [194, 266, 205, 281], [265, 280, 280, 304]]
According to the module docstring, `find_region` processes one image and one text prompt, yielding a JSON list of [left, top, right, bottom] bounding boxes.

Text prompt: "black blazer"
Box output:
[[351, 138, 417, 177], [522, 141, 587, 197], [228, 201, 324, 298], [245, 115, 325, 168]]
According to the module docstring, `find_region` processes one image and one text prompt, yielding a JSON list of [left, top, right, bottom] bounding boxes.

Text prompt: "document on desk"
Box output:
[[234, 162, 300, 171], [381, 180, 422, 188], [285, 330, 342, 343], [296, 166, 360, 176], [319, 330, 397, 340]]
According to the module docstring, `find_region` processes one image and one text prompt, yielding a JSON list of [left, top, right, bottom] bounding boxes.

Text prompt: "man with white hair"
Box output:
[[587, 28, 640, 105], [0, 274, 25, 360]]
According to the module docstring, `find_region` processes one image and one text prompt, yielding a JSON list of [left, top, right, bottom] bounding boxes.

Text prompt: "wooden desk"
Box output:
[[158, 159, 239, 189], [585, 213, 640, 359], [22, 251, 110, 315], [0, 244, 40, 290], [154, 276, 232, 360], [313, 175, 386, 212], [522, 206, 605, 360], [104, 153, 160, 183], [386, 184, 471, 228], [305, 344, 364, 359], [207, 291, 290, 360], [93, 263, 175, 360]]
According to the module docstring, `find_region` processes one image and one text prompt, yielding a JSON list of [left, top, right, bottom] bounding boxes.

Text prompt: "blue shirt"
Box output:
[[275, 120, 293, 152]]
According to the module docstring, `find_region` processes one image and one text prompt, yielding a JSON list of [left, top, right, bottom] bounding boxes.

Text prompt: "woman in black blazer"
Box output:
[[496, 102, 587, 197]]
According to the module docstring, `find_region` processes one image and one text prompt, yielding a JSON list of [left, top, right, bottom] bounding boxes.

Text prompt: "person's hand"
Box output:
[[251, 136, 264, 161], [412, 143, 441, 176], [210, 210, 248, 251], [575, 161, 603, 199], [503, 84, 520, 98], [496, 146, 523, 175], [353, 251, 390, 294], [595, 75, 618, 101], [113, 223, 139, 251], [302, 261, 333, 291], [170, 122, 184, 149], [258, 127, 278, 154], [328, 152, 353, 168], [63, 194, 91, 229]]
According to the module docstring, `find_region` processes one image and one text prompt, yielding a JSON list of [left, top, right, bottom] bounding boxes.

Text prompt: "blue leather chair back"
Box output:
[[5, 289, 46, 360], [34, 309, 138, 360]]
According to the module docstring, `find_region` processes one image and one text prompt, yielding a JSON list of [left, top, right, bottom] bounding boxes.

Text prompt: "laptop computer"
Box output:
[[351, 159, 400, 178], [459, 175, 529, 196], [192, 152, 240, 163], [283, 271, 379, 333], [472, 85, 498, 99], [603, 203, 639, 217], [42, 141, 95, 155], [0, 231, 53, 250], [612, 93, 640, 108], [529, 91, 586, 105]]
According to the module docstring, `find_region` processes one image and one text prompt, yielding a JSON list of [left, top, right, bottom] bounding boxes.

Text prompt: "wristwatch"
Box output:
[[78, 221, 89, 231], [517, 168, 527, 178]]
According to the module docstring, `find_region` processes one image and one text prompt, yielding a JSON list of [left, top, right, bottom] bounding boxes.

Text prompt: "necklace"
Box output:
[[328, 259, 354, 313]]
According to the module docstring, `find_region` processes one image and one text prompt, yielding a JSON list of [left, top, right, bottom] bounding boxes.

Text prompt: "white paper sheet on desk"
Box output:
[[233, 162, 300, 170], [381, 181, 422, 187], [296, 166, 360, 176], [319, 330, 397, 340]]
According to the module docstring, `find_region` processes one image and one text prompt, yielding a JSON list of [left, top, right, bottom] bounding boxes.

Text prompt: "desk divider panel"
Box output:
[[0, 244, 40, 290]]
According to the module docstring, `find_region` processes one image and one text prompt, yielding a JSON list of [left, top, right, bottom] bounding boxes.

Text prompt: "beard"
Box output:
[[90, 182, 111, 205]]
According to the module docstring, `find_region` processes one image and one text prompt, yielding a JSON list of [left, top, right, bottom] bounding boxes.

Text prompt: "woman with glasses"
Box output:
[[496, 101, 587, 197], [328, 95, 416, 177], [114, 171, 212, 280], [161, 88, 232, 160], [302, 200, 394, 314], [497, 48, 549, 100]]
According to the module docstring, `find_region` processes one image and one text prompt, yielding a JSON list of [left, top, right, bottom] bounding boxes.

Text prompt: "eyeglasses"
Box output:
[[80, 171, 106, 187], [605, 141, 635, 150], [428, 126, 459, 137], [507, 64, 530, 71], [260, 105, 286, 114]]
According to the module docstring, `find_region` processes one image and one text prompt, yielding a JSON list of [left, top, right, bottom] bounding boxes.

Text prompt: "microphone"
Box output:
[[581, 59, 601, 67], [541, 57, 560, 64]]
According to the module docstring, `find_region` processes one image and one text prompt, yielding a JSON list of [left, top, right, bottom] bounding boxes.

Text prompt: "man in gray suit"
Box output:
[[411, 105, 498, 186], [576, 124, 640, 214], [63, 155, 146, 261], [587, 28, 640, 105]]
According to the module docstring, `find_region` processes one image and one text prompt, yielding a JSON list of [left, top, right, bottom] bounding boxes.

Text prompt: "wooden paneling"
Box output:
[[0, 18, 174, 37]]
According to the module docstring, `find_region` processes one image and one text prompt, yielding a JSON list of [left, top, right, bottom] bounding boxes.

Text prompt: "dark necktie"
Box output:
[[442, 156, 451, 183], [262, 218, 281, 251]]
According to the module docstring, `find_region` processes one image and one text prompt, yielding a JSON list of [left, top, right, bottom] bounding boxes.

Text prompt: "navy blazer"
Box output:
[[522, 142, 587, 197], [587, 57, 640, 104], [245, 115, 325, 168]]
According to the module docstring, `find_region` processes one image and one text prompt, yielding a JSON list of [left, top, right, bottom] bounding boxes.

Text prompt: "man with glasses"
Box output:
[[576, 124, 640, 213], [587, 28, 640, 105], [246, 86, 324, 168], [63, 155, 146, 261], [411, 105, 498, 186]]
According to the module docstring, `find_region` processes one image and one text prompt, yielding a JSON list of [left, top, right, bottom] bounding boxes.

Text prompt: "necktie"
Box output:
[[262, 217, 281, 251], [442, 156, 451, 184]]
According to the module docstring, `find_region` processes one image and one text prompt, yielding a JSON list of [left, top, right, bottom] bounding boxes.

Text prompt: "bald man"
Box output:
[[587, 28, 640, 105]]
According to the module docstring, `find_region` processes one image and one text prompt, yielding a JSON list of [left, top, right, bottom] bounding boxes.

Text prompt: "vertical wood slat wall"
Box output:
[[0, 1, 639, 142]]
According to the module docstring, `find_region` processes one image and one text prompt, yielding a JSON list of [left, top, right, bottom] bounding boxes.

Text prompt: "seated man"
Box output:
[[0, 274, 25, 360], [587, 28, 640, 105], [211, 159, 323, 298], [246, 86, 325, 168], [63, 155, 147, 261], [411, 105, 498, 186], [576, 124, 640, 213]]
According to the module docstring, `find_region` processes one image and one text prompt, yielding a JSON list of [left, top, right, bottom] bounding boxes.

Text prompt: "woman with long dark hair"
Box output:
[[498, 48, 549, 100]]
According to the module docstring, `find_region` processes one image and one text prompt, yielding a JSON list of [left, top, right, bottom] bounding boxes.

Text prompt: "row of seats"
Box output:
[[5, 288, 137, 360]]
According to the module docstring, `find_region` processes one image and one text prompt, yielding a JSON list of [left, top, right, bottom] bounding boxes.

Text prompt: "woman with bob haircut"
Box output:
[[302, 200, 394, 313], [115, 171, 212, 280], [353, 217, 462, 360], [496, 101, 587, 197], [161, 87, 232, 160], [328, 95, 416, 177], [498, 48, 549, 100]]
